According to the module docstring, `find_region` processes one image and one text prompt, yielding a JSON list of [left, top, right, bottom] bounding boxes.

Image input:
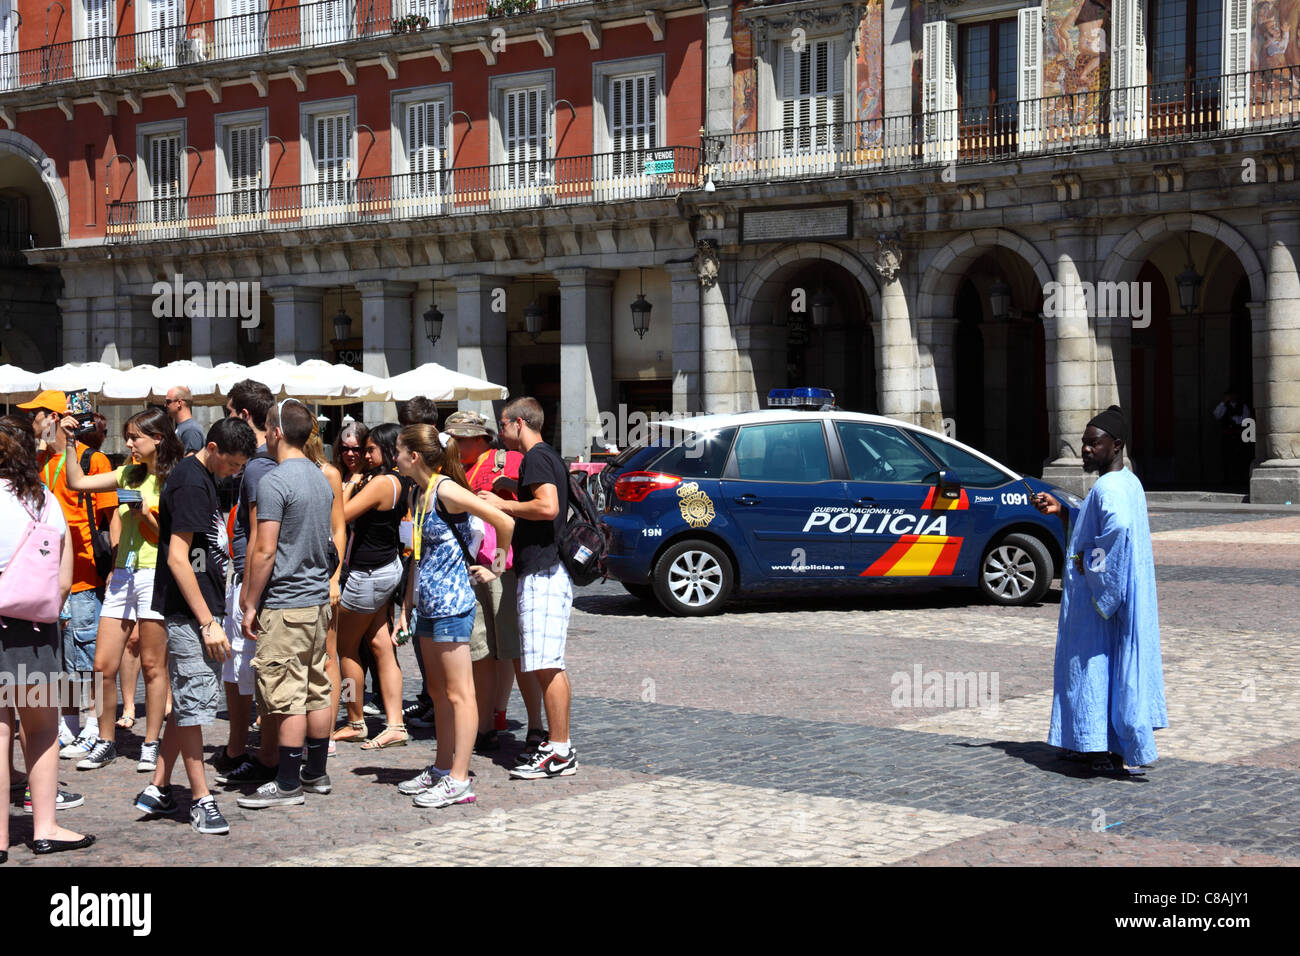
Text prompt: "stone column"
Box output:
[[981, 320, 1011, 462], [883, 0, 913, 119], [1041, 225, 1098, 495], [1250, 210, 1300, 503], [923, 316, 958, 433], [58, 296, 94, 363], [705, 3, 734, 137], [191, 304, 238, 368], [357, 279, 414, 423], [877, 277, 920, 423], [456, 275, 506, 420], [269, 286, 324, 363], [701, 265, 741, 414], [668, 261, 701, 414], [556, 268, 615, 460]]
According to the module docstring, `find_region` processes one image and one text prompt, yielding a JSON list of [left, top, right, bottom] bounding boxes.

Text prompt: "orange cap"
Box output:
[[16, 389, 69, 415]]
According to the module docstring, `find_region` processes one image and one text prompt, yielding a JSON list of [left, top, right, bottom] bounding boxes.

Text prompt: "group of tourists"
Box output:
[[1, 383, 576, 856]]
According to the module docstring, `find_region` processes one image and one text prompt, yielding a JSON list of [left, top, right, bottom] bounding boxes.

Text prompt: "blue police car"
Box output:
[[599, 388, 1082, 616]]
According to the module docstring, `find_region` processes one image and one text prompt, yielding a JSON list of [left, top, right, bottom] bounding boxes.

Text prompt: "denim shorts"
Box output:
[[61, 590, 102, 675], [415, 606, 476, 643], [340, 556, 404, 614]]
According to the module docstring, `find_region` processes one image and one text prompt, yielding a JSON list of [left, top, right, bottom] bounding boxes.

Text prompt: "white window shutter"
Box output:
[[315, 114, 350, 204], [85, 0, 112, 76], [1017, 7, 1043, 152], [1111, 0, 1147, 142], [922, 21, 957, 162], [149, 133, 179, 220], [229, 124, 262, 214], [1222, 0, 1252, 129]]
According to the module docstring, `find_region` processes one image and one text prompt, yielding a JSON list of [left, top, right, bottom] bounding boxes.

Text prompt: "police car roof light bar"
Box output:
[[767, 387, 835, 409]]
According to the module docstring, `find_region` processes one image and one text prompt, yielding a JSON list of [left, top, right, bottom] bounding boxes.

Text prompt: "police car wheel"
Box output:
[[621, 582, 656, 603], [979, 533, 1052, 606], [652, 541, 734, 616]]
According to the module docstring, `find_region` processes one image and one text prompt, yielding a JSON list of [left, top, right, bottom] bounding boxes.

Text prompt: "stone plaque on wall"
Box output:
[[740, 203, 853, 243]]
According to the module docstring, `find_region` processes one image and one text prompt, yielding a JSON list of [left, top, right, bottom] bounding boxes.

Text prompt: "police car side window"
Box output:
[[650, 427, 737, 479], [910, 432, 1010, 487], [835, 422, 938, 484], [733, 421, 830, 482]]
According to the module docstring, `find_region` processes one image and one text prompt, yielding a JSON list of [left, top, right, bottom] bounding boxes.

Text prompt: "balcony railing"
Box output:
[[709, 68, 1300, 185], [98, 69, 1300, 244], [0, 0, 584, 90], [106, 145, 703, 241]]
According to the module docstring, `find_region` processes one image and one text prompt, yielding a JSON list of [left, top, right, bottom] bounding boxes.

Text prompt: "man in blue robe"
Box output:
[[1034, 406, 1167, 773]]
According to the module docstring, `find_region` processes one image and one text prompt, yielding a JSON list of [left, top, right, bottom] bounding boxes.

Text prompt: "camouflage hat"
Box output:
[[443, 410, 492, 438]]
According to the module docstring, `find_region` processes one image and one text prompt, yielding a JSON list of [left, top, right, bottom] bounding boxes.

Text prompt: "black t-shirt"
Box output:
[[152, 455, 230, 619], [514, 442, 568, 576]]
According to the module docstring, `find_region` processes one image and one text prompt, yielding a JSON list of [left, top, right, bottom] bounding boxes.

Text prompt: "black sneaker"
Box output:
[[509, 743, 578, 779], [216, 757, 277, 786], [407, 702, 437, 729], [474, 730, 499, 754], [190, 796, 230, 835], [76, 738, 117, 770], [211, 749, 247, 777], [134, 784, 178, 816]]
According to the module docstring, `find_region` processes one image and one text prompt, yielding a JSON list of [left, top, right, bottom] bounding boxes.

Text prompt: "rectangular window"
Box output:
[[313, 113, 350, 204], [500, 86, 549, 202], [780, 38, 843, 154], [958, 19, 1017, 156], [609, 72, 657, 176], [0, 1, 15, 91], [308, 0, 348, 46], [220, 0, 265, 58], [147, 133, 180, 222], [404, 99, 445, 198], [227, 124, 263, 215], [144, 0, 182, 69], [83, 0, 114, 78], [1150, 0, 1222, 134]]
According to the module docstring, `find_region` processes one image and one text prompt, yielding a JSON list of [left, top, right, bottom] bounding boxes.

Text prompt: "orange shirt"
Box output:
[[38, 444, 118, 592]]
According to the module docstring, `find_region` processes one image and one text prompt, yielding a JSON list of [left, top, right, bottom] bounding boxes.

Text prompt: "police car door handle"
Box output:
[[733, 494, 761, 505], [854, 496, 875, 505]]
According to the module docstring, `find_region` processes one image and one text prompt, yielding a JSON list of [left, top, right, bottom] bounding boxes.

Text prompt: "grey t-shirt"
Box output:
[[255, 458, 333, 609], [232, 445, 276, 576], [175, 418, 205, 454]]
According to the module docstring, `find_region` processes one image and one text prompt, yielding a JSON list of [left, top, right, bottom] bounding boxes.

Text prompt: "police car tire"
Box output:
[[652, 540, 734, 617], [978, 533, 1052, 607], [621, 582, 656, 603]]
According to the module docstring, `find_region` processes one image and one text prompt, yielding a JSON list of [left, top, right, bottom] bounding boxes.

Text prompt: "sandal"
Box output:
[[116, 715, 135, 730], [360, 723, 408, 750], [331, 720, 368, 744]]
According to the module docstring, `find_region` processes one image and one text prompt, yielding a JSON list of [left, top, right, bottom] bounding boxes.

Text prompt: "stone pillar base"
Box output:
[[1040, 461, 1095, 498], [1249, 460, 1300, 504]]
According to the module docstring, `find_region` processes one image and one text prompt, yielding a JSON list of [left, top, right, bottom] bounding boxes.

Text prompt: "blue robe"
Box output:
[[1048, 467, 1167, 766]]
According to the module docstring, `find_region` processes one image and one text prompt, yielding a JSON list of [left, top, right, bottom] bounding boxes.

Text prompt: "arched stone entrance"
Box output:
[[737, 242, 881, 413], [1100, 214, 1267, 493]]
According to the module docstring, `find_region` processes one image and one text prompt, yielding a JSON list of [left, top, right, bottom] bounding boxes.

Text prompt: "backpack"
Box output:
[[79, 446, 115, 585], [559, 470, 609, 586], [0, 488, 64, 628]]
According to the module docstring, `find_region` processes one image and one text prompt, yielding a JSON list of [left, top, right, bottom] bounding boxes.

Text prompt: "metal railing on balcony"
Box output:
[[707, 67, 1300, 185], [106, 144, 703, 241], [0, 0, 586, 90]]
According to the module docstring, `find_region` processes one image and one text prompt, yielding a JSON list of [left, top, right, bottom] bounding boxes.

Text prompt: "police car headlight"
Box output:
[[1050, 487, 1083, 509]]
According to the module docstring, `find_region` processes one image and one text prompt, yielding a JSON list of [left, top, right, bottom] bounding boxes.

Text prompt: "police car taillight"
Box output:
[[767, 387, 835, 409], [613, 472, 681, 503]]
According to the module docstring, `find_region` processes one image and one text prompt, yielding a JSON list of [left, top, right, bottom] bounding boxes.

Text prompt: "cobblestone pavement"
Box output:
[[7, 510, 1298, 866]]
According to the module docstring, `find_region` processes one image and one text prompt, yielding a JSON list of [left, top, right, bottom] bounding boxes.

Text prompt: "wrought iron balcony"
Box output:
[[0, 0, 591, 91], [105, 145, 703, 242]]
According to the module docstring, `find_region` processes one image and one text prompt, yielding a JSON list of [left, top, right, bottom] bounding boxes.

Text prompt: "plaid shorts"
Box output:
[[516, 563, 572, 673]]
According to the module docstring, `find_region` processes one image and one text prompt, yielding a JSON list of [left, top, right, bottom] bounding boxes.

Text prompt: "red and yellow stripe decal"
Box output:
[[860, 535, 964, 577], [921, 487, 970, 510]]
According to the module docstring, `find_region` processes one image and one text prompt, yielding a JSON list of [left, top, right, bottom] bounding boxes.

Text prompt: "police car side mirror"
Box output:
[[937, 470, 962, 499]]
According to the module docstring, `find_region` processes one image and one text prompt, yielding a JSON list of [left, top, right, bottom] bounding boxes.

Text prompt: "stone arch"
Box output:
[[1099, 213, 1266, 302], [916, 228, 1055, 321], [735, 241, 883, 328], [0, 129, 71, 246]]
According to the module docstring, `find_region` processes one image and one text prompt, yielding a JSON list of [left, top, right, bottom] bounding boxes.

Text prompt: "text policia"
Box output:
[[802, 506, 951, 537]]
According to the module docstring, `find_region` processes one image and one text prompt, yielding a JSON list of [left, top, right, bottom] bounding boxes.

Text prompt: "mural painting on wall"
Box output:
[[1043, 0, 1110, 133], [857, 0, 884, 150], [733, 1, 758, 162], [1254, 2, 1300, 101]]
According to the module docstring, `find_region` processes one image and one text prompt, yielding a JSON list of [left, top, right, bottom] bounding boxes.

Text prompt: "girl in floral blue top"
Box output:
[[395, 425, 513, 809]]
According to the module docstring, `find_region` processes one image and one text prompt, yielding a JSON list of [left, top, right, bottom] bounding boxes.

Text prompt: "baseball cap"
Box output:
[[16, 390, 68, 416], [443, 410, 492, 438]]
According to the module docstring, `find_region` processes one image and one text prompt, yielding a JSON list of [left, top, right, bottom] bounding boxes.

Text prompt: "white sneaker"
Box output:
[[411, 774, 475, 808], [60, 736, 96, 760], [57, 719, 77, 748], [396, 765, 448, 796]]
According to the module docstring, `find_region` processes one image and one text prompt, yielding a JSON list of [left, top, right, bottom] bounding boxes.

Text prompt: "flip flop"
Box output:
[[116, 715, 135, 730]]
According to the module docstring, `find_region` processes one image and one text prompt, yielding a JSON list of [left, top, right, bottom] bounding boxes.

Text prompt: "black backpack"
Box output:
[[79, 446, 115, 587], [559, 470, 609, 586]]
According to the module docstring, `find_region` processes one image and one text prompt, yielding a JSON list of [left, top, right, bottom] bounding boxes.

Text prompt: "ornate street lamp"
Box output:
[[989, 277, 1012, 321], [630, 267, 652, 339], [1176, 232, 1203, 315], [423, 302, 444, 347], [810, 286, 834, 327], [245, 323, 261, 345], [165, 313, 184, 347], [332, 288, 352, 343], [523, 275, 545, 341]]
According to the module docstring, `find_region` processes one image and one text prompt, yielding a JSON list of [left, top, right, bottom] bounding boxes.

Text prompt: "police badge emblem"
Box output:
[[677, 481, 715, 528]]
